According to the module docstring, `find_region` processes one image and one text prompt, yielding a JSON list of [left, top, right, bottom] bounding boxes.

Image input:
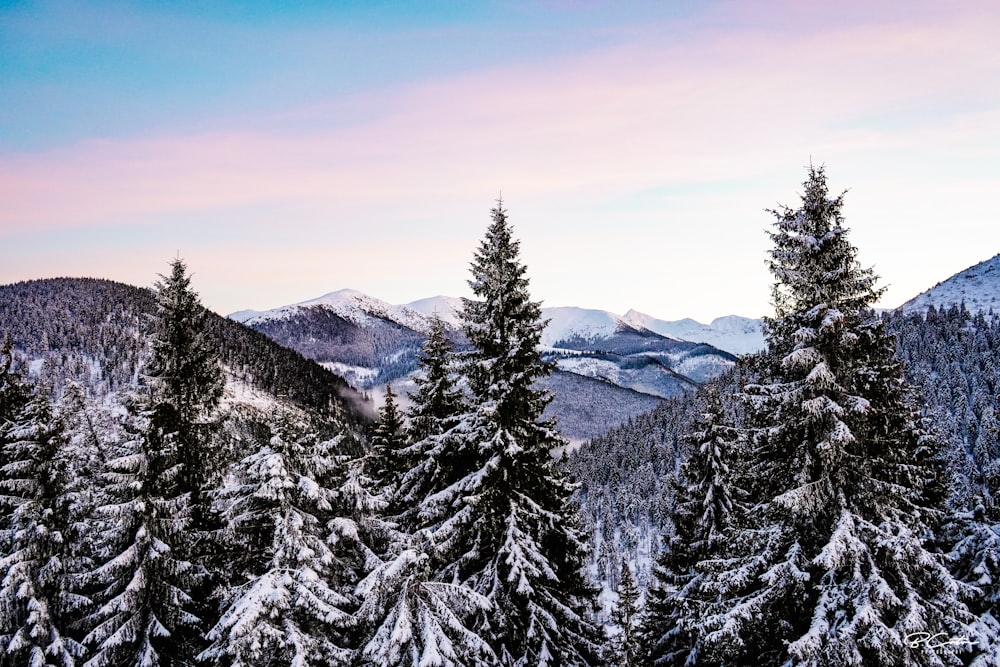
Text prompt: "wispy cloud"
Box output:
[[2, 0, 999, 317]]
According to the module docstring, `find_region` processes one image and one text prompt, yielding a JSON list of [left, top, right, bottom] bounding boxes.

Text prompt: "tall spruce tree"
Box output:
[[145, 258, 224, 524], [415, 201, 603, 665], [395, 317, 467, 531], [81, 399, 201, 667], [406, 316, 464, 444], [0, 342, 84, 666], [82, 259, 224, 666], [354, 316, 492, 667], [610, 559, 641, 667], [697, 166, 980, 665], [641, 384, 738, 667], [370, 385, 406, 494]]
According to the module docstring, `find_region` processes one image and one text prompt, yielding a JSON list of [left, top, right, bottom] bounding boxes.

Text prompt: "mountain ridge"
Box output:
[[230, 289, 765, 357], [226, 288, 742, 440], [900, 253, 1000, 315], [0, 277, 371, 423]]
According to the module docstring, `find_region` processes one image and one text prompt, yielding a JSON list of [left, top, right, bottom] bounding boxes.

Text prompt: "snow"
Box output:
[[321, 362, 379, 385], [230, 288, 766, 355], [623, 310, 766, 355], [901, 253, 1000, 315], [230, 288, 439, 335], [405, 295, 464, 325], [538, 307, 629, 346]]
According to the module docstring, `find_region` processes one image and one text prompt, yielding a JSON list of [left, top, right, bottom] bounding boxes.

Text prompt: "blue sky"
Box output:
[[3, 1, 1000, 321]]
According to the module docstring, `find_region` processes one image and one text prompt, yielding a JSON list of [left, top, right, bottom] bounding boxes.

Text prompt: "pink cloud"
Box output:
[[2, 0, 998, 238]]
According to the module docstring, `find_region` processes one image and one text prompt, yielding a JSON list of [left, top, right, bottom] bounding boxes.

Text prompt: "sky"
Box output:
[[2, 0, 1000, 322]]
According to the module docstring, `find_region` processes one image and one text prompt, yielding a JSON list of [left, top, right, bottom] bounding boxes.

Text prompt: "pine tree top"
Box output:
[[766, 165, 883, 330], [459, 201, 553, 424]]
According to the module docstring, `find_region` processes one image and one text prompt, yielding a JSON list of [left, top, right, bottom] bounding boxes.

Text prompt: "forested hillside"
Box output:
[[569, 169, 997, 665], [0, 277, 367, 418]]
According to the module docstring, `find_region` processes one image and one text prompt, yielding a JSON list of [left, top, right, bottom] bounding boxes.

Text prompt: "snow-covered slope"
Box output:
[[900, 253, 1000, 315], [233, 288, 435, 334], [405, 295, 464, 325], [623, 310, 765, 355], [539, 306, 660, 347], [0, 278, 369, 423], [229, 288, 744, 439]]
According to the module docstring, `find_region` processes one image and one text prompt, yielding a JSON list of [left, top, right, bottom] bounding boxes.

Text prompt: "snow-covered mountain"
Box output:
[[404, 295, 464, 325], [449, 300, 762, 355], [900, 253, 1000, 315], [229, 289, 750, 440], [230, 290, 740, 392], [623, 311, 765, 356], [539, 307, 656, 347], [232, 288, 437, 334]]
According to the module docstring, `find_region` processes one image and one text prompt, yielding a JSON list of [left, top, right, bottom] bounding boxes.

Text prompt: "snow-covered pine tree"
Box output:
[[353, 315, 496, 667], [370, 385, 406, 493], [406, 316, 464, 444], [82, 259, 224, 666], [947, 503, 1000, 666], [610, 559, 641, 667], [395, 316, 468, 533], [199, 421, 355, 666], [80, 397, 202, 667], [0, 342, 85, 667], [416, 201, 603, 666], [641, 384, 738, 667], [145, 258, 224, 527], [698, 166, 979, 665], [148, 258, 225, 656], [354, 541, 496, 667]]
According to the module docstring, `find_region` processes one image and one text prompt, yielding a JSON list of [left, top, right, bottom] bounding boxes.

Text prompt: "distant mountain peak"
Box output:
[[900, 253, 1000, 315], [623, 310, 765, 356], [232, 288, 437, 335], [231, 291, 767, 357], [405, 295, 464, 325]]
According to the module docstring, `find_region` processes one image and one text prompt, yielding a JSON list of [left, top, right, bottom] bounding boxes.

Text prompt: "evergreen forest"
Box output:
[[2, 171, 998, 666]]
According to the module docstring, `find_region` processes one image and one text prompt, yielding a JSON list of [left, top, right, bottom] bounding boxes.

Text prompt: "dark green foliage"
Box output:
[[697, 166, 976, 666], [610, 559, 642, 667], [419, 201, 604, 665], [0, 342, 84, 667]]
